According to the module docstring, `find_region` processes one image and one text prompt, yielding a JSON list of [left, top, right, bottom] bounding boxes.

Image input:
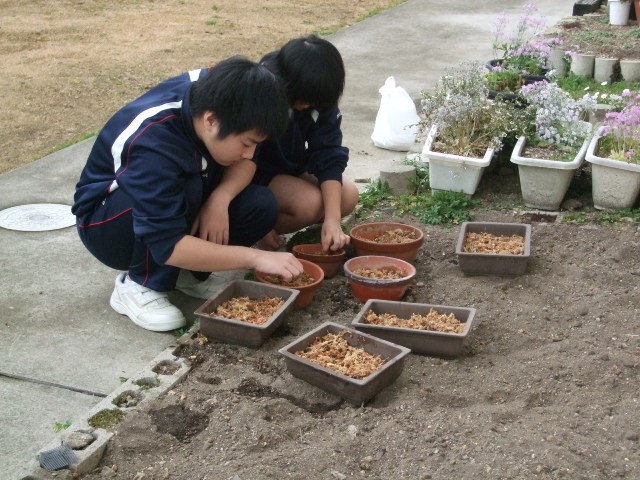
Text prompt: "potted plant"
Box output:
[[510, 80, 596, 210], [487, 4, 560, 97], [586, 89, 640, 209], [419, 61, 515, 195]]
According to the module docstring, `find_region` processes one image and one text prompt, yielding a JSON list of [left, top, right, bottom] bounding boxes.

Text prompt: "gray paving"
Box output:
[[0, 0, 573, 478]]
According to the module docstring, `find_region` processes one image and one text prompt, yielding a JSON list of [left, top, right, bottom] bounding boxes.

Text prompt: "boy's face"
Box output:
[[197, 111, 265, 166]]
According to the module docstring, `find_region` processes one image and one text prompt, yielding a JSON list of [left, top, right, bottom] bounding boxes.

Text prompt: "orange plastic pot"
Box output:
[[292, 243, 346, 278], [255, 258, 324, 309], [349, 222, 424, 263], [343, 255, 416, 302]]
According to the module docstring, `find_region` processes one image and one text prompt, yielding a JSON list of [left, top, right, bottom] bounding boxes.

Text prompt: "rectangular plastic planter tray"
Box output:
[[455, 221, 531, 276], [194, 280, 299, 348], [278, 322, 410, 405], [352, 299, 476, 358]]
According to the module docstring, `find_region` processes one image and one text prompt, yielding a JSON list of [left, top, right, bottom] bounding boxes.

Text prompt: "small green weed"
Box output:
[[396, 190, 476, 226], [88, 409, 124, 429], [595, 209, 640, 224], [47, 132, 97, 156], [402, 156, 429, 194], [119, 376, 128, 383], [53, 420, 71, 432]]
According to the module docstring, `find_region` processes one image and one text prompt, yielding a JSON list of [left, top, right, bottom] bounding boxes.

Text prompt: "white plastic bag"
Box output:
[[371, 76, 420, 152]]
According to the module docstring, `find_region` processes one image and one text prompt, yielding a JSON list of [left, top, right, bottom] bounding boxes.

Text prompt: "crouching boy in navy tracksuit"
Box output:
[[253, 35, 360, 253], [72, 57, 304, 332]]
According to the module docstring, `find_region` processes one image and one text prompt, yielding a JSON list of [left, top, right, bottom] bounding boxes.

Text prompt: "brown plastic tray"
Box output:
[[278, 322, 410, 405], [352, 299, 476, 358], [455, 222, 531, 276], [194, 280, 299, 348]]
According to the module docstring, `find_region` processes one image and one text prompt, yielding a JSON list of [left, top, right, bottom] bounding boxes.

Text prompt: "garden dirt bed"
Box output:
[[72, 193, 639, 479]]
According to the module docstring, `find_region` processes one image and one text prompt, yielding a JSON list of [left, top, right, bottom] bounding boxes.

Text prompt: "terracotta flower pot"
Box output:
[[343, 255, 416, 302], [255, 258, 324, 310], [349, 222, 424, 263], [291, 243, 346, 278]]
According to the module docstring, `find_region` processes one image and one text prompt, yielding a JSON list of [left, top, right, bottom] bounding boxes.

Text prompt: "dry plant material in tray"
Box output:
[[464, 232, 525, 255], [262, 272, 316, 287], [214, 295, 284, 325], [353, 267, 406, 280], [364, 308, 464, 334], [295, 330, 387, 379], [373, 228, 417, 244]]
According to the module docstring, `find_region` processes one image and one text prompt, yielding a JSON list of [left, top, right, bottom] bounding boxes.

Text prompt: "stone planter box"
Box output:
[[278, 322, 410, 404], [455, 222, 532, 276], [194, 280, 299, 348], [352, 299, 477, 358]]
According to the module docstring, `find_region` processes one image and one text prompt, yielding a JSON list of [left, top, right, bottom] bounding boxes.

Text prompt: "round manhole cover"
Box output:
[[0, 204, 76, 232]]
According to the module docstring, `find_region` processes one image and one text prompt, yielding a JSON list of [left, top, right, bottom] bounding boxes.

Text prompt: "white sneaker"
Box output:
[[175, 269, 231, 299], [110, 273, 186, 332]]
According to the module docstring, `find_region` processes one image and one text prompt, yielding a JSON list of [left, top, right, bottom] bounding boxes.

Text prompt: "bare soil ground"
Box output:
[[74, 197, 640, 480], [8, 2, 639, 479], [555, 7, 640, 59]]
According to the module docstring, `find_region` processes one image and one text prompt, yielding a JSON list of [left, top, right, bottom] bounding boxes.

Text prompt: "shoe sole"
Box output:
[[110, 290, 185, 332]]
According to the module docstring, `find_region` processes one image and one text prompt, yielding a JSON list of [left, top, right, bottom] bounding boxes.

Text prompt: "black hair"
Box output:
[[267, 35, 345, 111], [190, 56, 289, 139]]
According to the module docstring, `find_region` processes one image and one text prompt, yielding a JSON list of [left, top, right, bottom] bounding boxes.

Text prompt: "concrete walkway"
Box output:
[[0, 1, 573, 478]]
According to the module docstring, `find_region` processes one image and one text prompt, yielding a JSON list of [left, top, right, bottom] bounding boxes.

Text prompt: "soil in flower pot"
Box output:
[[352, 299, 477, 358], [292, 243, 346, 278], [349, 222, 424, 262], [255, 258, 324, 310], [343, 255, 416, 302], [278, 322, 410, 404]]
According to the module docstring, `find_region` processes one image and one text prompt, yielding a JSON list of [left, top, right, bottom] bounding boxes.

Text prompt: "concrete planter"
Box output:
[[279, 322, 410, 405], [586, 126, 640, 209], [594, 57, 618, 83], [194, 280, 299, 348], [455, 222, 532, 276], [510, 135, 590, 210], [620, 59, 640, 81], [570, 52, 596, 77], [352, 299, 477, 358]]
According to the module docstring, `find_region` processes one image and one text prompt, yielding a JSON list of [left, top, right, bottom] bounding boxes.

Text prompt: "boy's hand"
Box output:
[[321, 219, 350, 252], [191, 200, 230, 245], [254, 252, 304, 282]]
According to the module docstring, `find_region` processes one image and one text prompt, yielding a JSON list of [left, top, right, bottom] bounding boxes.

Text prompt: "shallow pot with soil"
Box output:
[[278, 321, 410, 405], [255, 258, 324, 310], [194, 280, 299, 348], [352, 299, 477, 358], [292, 243, 346, 279], [455, 222, 531, 276], [349, 222, 424, 262], [343, 255, 416, 302]]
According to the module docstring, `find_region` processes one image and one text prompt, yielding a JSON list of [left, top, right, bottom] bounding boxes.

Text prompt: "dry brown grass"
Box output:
[[0, 0, 403, 174]]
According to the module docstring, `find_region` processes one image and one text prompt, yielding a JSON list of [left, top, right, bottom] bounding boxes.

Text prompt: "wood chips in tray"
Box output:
[[214, 295, 284, 325], [463, 232, 525, 255], [364, 308, 464, 334], [295, 330, 386, 379]]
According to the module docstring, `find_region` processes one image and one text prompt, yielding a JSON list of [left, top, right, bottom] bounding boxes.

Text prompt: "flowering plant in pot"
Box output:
[[586, 89, 640, 209], [487, 3, 560, 96], [509, 80, 596, 210], [419, 61, 516, 195]]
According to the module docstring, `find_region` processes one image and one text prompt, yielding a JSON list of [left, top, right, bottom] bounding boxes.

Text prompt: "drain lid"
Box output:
[[0, 204, 75, 231], [38, 444, 77, 471]]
